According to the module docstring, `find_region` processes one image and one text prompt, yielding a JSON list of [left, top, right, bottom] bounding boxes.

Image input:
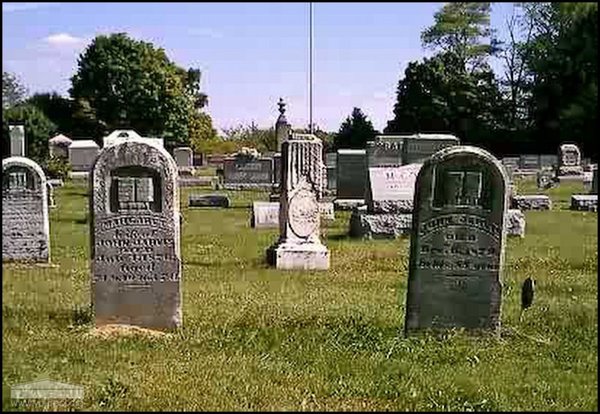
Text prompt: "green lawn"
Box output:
[[2, 178, 597, 411]]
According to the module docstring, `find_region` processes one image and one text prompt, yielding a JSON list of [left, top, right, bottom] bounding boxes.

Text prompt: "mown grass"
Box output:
[[2, 177, 597, 411]]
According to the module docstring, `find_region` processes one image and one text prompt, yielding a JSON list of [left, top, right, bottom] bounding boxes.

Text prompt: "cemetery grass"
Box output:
[[2, 178, 597, 411]]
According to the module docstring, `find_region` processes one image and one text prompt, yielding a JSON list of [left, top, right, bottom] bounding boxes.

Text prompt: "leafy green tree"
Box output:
[[188, 111, 219, 154], [3, 104, 56, 162], [27, 92, 75, 134], [334, 107, 378, 150], [421, 2, 497, 72], [3, 71, 28, 109], [70, 33, 193, 146], [521, 2, 598, 158], [221, 122, 277, 153]]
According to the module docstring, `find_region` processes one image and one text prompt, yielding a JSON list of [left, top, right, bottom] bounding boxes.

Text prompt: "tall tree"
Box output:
[[334, 107, 378, 150], [3, 71, 28, 109], [70, 33, 194, 146], [421, 2, 497, 73]]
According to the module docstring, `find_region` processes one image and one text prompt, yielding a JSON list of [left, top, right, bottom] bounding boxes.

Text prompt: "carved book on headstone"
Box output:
[[2, 157, 50, 262], [267, 133, 329, 270], [404, 146, 509, 335], [90, 139, 181, 330]]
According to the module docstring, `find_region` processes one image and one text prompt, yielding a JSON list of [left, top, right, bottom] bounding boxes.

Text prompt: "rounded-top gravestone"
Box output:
[[404, 146, 509, 335], [90, 139, 181, 330], [2, 156, 50, 262]]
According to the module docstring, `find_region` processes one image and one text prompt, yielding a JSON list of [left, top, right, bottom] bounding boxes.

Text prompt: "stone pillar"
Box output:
[[9, 125, 25, 157], [275, 98, 291, 154], [267, 133, 329, 270]]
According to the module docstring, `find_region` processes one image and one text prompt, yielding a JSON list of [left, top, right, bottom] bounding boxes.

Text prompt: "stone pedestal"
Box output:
[[266, 134, 329, 270]]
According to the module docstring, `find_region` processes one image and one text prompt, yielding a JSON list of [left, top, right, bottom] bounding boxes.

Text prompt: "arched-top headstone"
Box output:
[[558, 143, 583, 176], [2, 156, 50, 262], [404, 146, 509, 335], [90, 139, 181, 330]]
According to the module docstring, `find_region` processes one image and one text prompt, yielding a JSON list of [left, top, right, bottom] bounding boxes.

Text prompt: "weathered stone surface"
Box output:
[[366, 137, 403, 167], [252, 201, 334, 228], [178, 176, 217, 188], [223, 156, 273, 186], [505, 209, 525, 238], [401, 134, 459, 164], [90, 139, 181, 330], [405, 146, 508, 335], [349, 205, 411, 239], [267, 134, 329, 270], [511, 195, 552, 210], [2, 157, 50, 262], [9, 125, 25, 157], [558, 143, 583, 176], [570, 195, 597, 212], [336, 149, 367, 199], [173, 147, 193, 168], [188, 194, 230, 208], [365, 163, 422, 213], [69, 140, 100, 172], [103, 129, 164, 148], [333, 199, 365, 210]]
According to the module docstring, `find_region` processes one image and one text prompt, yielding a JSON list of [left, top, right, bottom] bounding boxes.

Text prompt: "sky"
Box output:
[[2, 2, 516, 133]]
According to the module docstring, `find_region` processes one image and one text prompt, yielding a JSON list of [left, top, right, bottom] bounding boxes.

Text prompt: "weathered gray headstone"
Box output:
[[558, 143, 583, 176], [91, 139, 181, 330], [325, 153, 337, 190], [222, 156, 273, 189], [69, 140, 100, 172], [173, 147, 193, 168], [365, 163, 422, 213], [591, 169, 598, 194], [349, 205, 412, 239], [252, 201, 334, 228], [2, 157, 50, 262], [405, 146, 508, 335], [336, 149, 366, 199], [9, 125, 25, 157], [267, 133, 329, 270]]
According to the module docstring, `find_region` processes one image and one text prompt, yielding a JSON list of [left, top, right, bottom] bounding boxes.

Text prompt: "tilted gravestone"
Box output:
[[2, 157, 50, 262], [90, 139, 181, 330], [405, 146, 509, 335], [267, 133, 329, 270]]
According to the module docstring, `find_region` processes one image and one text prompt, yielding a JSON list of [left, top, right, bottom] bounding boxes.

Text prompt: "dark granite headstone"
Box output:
[[336, 149, 366, 199], [188, 194, 230, 208], [223, 157, 273, 185], [405, 146, 508, 335]]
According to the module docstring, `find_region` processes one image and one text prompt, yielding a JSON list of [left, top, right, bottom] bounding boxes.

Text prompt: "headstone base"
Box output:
[[349, 207, 412, 239], [266, 242, 330, 270], [570, 195, 597, 211], [506, 209, 525, 237], [511, 195, 552, 210], [334, 199, 365, 210]]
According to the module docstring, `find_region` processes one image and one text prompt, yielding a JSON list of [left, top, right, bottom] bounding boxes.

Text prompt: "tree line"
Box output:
[[2, 3, 597, 163]]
